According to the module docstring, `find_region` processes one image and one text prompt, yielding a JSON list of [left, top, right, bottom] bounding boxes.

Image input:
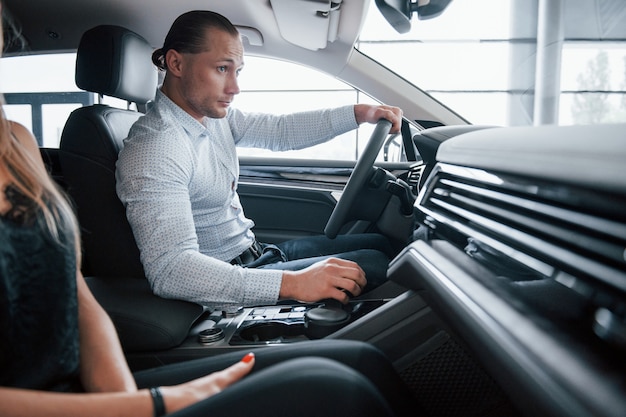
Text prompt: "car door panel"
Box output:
[[238, 157, 413, 243], [239, 159, 347, 243]]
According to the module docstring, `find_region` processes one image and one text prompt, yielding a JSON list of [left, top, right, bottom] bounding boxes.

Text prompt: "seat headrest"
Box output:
[[75, 25, 157, 104]]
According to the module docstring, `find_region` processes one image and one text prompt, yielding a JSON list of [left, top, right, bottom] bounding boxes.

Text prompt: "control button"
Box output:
[[594, 308, 626, 349], [198, 327, 225, 344], [222, 307, 244, 318]]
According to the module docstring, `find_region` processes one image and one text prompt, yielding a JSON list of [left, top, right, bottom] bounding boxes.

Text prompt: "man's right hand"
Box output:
[[279, 258, 367, 304]]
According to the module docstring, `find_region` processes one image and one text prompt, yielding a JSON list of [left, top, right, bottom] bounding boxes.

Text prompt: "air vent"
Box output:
[[406, 162, 425, 193], [415, 163, 626, 297]]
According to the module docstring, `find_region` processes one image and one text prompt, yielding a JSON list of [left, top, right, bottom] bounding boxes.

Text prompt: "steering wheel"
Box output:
[[324, 119, 393, 239]]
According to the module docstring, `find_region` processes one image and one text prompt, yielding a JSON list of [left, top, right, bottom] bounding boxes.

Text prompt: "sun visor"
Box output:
[[270, 0, 342, 50], [236, 26, 264, 47]]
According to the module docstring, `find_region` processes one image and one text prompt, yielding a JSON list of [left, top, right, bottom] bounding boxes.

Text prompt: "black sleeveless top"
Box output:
[[0, 185, 82, 392]]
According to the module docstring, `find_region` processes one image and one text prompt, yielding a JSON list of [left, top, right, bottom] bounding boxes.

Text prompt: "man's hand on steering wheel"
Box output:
[[353, 104, 403, 133]]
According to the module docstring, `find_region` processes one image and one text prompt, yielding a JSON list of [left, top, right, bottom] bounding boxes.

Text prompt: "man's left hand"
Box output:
[[354, 104, 403, 133]]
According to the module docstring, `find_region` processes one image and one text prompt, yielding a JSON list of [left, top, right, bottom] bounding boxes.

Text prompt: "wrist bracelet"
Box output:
[[149, 387, 166, 417]]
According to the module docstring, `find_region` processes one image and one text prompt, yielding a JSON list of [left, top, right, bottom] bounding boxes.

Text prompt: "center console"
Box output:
[[194, 298, 386, 346], [126, 281, 438, 371]]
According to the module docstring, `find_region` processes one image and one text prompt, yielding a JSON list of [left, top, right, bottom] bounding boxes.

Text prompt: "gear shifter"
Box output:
[[304, 299, 351, 339]]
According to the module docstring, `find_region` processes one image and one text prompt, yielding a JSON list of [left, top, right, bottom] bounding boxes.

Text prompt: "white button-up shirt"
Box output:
[[116, 89, 358, 311]]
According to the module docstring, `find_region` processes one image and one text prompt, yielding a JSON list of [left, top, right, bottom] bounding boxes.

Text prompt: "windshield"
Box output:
[[357, 0, 626, 127]]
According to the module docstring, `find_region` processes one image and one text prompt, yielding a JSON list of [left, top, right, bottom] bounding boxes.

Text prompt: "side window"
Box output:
[[235, 56, 382, 162], [0, 53, 82, 148], [0, 53, 389, 162]]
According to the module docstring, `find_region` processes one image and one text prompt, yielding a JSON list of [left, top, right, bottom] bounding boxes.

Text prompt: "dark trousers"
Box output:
[[252, 233, 396, 291], [133, 340, 417, 417]]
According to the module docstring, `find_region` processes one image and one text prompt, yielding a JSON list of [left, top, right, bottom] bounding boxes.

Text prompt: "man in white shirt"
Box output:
[[116, 10, 403, 312]]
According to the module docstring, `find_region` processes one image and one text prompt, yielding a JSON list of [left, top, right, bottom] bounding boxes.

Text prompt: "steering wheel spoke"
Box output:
[[324, 119, 393, 238]]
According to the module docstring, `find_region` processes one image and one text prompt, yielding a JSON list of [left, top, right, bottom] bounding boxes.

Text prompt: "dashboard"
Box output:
[[392, 122, 626, 417]]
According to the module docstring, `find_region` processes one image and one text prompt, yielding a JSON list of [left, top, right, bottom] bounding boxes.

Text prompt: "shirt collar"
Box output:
[[155, 88, 208, 139]]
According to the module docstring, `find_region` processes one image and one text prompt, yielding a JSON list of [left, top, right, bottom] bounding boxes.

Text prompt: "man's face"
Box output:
[[175, 28, 244, 120]]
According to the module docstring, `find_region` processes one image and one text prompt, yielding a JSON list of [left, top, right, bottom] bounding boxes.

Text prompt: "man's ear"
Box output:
[[165, 49, 184, 77]]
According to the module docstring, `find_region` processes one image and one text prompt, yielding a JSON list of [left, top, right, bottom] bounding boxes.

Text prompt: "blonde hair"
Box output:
[[0, 3, 80, 261], [0, 107, 81, 262]]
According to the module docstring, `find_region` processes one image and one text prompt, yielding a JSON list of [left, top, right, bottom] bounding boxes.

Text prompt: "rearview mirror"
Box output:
[[375, 0, 453, 33]]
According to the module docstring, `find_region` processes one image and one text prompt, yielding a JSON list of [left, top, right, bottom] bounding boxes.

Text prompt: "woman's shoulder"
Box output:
[[9, 121, 42, 163]]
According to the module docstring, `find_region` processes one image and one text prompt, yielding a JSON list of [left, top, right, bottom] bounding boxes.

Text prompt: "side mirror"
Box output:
[[375, 0, 453, 33]]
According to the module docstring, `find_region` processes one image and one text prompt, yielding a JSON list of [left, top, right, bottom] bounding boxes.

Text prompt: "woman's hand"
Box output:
[[160, 353, 255, 414], [0, 353, 256, 417]]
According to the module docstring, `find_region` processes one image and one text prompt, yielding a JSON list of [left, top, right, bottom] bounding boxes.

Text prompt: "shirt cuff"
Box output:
[[241, 268, 283, 308], [331, 105, 359, 132]]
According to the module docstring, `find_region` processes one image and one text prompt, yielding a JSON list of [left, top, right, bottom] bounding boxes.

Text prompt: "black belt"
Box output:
[[230, 240, 263, 265]]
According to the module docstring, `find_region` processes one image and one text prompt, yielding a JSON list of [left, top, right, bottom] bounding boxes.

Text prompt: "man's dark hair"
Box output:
[[152, 10, 239, 71]]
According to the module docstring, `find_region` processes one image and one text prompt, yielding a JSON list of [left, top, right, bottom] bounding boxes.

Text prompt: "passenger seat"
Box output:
[[59, 25, 203, 354]]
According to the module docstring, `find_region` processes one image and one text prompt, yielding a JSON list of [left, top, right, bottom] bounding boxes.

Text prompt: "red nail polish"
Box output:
[[241, 352, 254, 363]]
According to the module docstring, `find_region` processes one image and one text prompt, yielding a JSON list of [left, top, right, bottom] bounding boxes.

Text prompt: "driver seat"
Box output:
[[59, 25, 203, 354]]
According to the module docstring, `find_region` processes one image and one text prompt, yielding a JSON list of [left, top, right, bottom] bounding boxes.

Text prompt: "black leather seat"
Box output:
[[59, 25, 203, 352]]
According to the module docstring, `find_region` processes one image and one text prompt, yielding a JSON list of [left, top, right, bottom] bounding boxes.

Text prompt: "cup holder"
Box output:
[[239, 321, 306, 343]]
